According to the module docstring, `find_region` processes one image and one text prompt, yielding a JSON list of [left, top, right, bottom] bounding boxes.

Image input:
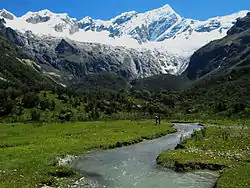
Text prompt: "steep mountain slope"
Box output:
[[131, 13, 250, 118], [0, 12, 249, 121], [187, 12, 250, 80], [0, 19, 57, 91], [179, 13, 250, 118], [24, 37, 184, 79], [0, 19, 186, 82]]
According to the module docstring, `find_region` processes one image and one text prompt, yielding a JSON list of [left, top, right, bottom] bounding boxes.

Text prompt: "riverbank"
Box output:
[[0, 120, 175, 188], [157, 121, 250, 188], [69, 123, 216, 188]]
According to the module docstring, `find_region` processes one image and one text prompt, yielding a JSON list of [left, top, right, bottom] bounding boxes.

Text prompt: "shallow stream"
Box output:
[[70, 124, 218, 188]]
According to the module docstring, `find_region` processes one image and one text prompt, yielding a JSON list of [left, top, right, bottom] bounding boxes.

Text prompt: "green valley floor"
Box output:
[[0, 120, 175, 187]]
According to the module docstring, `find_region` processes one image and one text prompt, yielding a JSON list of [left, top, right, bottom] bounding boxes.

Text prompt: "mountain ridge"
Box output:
[[0, 6, 249, 82], [0, 5, 248, 57], [0, 19, 186, 83], [186, 12, 250, 80]]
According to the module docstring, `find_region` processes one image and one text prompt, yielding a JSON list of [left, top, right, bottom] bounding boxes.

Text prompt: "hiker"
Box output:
[[155, 116, 158, 125]]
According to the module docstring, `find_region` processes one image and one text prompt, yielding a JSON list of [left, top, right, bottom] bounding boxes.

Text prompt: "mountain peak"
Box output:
[[21, 9, 70, 20], [154, 4, 176, 14], [0, 9, 16, 20], [111, 10, 137, 24], [232, 10, 249, 16], [144, 4, 181, 19], [115, 10, 137, 17], [37, 9, 55, 16], [159, 4, 174, 11], [79, 16, 93, 23], [1, 5, 249, 56], [0, 9, 8, 13], [21, 9, 77, 25]]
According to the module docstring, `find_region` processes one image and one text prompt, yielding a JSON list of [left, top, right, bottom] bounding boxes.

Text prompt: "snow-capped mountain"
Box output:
[[1, 9, 79, 36], [1, 5, 248, 54], [0, 5, 249, 78], [78, 5, 182, 43]]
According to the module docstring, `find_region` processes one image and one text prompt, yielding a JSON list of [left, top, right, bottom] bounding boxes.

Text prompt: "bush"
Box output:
[[31, 108, 41, 121], [22, 93, 40, 108], [58, 109, 73, 122], [0, 100, 13, 116], [40, 99, 55, 111], [57, 94, 69, 103], [233, 103, 247, 113], [40, 99, 51, 111]]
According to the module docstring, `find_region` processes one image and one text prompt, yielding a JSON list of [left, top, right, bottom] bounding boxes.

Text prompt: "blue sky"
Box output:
[[1, 0, 250, 20]]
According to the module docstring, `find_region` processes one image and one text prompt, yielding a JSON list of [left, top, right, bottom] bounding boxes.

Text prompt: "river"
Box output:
[[69, 123, 218, 188]]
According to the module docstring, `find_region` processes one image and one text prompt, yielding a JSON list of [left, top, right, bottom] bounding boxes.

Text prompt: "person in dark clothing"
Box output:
[[155, 116, 158, 125], [158, 116, 161, 125]]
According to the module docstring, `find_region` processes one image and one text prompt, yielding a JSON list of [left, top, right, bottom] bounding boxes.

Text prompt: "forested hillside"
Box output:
[[0, 13, 250, 122]]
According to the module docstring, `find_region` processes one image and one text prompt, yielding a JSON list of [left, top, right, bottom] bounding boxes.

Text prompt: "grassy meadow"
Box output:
[[157, 120, 250, 188], [0, 120, 175, 187]]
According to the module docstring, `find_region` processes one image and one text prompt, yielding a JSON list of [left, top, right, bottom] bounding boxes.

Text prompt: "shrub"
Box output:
[[31, 108, 41, 121], [58, 109, 73, 122], [0, 100, 13, 116], [22, 93, 40, 108], [40, 99, 51, 111]]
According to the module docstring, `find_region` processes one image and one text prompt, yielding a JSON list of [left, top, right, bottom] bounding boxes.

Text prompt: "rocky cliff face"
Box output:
[[22, 37, 184, 80], [227, 12, 250, 35], [0, 21, 57, 90], [0, 20, 185, 85], [0, 9, 15, 20], [186, 13, 250, 80]]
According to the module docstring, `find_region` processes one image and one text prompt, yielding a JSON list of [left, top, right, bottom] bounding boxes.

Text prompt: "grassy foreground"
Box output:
[[0, 120, 175, 187], [157, 120, 250, 188]]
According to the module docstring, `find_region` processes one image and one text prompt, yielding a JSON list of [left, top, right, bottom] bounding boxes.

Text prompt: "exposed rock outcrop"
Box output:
[[0, 20, 184, 84]]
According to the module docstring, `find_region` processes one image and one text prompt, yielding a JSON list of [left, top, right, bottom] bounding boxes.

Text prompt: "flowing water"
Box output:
[[70, 124, 218, 188]]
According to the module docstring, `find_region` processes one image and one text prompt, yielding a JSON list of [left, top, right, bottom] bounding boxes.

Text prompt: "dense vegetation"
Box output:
[[1, 62, 249, 122], [71, 72, 129, 92], [130, 74, 188, 92]]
